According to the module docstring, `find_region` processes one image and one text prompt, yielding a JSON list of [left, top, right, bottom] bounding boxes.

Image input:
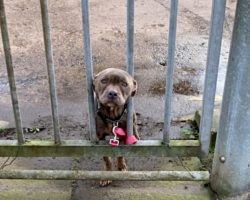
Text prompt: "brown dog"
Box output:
[[93, 68, 139, 186]]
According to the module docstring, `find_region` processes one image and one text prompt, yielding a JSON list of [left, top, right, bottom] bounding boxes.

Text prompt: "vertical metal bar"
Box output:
[[126, 0, 134, 137], [40, 0, 61, 144], [81, 0, 97, 142], [211, 0, 250, 196], [199, 0, 226, 157], [0, 0, 24, 144], [163, 0, 178, 144]]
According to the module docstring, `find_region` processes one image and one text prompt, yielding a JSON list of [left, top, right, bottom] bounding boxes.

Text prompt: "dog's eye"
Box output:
[[101, 79, 108, 84], [121, 82, 128, 87]]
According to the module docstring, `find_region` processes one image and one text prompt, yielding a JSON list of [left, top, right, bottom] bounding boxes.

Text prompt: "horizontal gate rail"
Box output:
[[0, 170, 210, 181], [0, 140, 199, 157]]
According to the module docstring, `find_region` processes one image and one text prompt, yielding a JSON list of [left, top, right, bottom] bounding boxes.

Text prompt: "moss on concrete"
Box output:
[[158, 157, 205, 171], [105, 181, 214, 200], [0, 190, 71, 200], [0, 180, 71, 200]]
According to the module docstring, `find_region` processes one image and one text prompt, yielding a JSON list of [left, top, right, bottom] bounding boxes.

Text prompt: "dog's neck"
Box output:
[[98, 104, 126, 122]]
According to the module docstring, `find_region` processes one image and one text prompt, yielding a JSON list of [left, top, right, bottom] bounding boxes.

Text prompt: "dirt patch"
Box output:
[[173, 80, 200, 96], [149, 79, 199, 96], [149, 79, 165, 95]]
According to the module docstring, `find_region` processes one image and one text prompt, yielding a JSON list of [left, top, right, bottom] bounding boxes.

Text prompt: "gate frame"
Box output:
[[0, 0, 207, 182]]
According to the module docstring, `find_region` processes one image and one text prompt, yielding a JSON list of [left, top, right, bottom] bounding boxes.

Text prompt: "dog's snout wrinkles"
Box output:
[[108, 91, 118, 99]]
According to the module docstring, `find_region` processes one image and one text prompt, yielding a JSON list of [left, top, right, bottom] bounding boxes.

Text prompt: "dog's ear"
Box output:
[[131, 79, 137, 97], [92, 74, 98, 93], [92, 81, 95, 93]]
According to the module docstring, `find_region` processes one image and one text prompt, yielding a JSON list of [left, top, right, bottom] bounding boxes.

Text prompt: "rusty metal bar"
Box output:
[[126, 0, 135, 137], [40, 0, 61, 144], [0, 0, 24, 144], [81, 0, 98, 143], [0, 170, 210, 181], [0, 139, 200, 157], [163, 0, 178, 144], [199, 0, 226, 157]]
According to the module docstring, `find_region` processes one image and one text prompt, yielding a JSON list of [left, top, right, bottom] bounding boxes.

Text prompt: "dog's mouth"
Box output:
[[98, 94, 125, 108], [105, 101, 118, 107], [101, 98, 124, 107]]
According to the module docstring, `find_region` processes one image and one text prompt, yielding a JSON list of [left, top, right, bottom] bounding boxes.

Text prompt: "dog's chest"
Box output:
[[96, 114, 127, 140]]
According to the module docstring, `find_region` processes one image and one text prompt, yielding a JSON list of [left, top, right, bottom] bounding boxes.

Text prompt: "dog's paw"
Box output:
[[121, 167, 127, 172], [118, 164, 127, 171], [99, 180, 112, 187]]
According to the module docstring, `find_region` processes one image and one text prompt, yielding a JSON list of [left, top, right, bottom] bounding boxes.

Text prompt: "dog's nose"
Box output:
[[108, 91, 118, 99]]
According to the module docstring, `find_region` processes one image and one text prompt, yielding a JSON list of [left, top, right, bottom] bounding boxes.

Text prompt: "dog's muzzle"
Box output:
[[107, 91, 118, 100]]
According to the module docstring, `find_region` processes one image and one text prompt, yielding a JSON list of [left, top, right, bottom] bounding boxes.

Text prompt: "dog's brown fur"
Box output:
[[93, 68, 139, 186]]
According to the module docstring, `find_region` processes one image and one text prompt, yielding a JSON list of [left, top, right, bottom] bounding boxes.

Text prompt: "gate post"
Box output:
[[211, 0, 250, 197]]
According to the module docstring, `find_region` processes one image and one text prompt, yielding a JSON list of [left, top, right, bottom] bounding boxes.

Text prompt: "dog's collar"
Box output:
[[97, 105, 127, 124]]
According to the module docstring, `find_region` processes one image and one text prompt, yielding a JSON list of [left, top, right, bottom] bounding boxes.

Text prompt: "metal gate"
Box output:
[[0, 0, 227, 181], [1, 0, 250, 196]]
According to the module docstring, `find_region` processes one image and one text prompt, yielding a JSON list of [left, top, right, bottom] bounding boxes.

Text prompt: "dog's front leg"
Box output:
[[117, 156, 127, 171], [99, 156, 112, 187], [133, 112, 140, 140]]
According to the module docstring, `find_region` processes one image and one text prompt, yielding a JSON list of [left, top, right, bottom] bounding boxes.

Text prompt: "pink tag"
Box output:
[[109, 138, 119, 147], [125, 135, 138, 145], [114, 127, 126, 137]]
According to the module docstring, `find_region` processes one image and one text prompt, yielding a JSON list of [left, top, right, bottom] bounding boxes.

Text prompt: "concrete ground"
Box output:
[[0, 156, 214, 200], [1, 0, 249, 199]]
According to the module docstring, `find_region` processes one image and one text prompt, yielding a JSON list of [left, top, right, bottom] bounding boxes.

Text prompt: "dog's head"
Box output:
[[93, 68, 137, 108]]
